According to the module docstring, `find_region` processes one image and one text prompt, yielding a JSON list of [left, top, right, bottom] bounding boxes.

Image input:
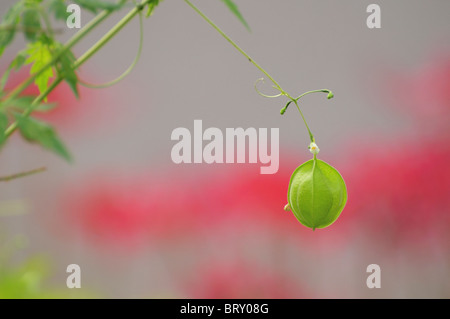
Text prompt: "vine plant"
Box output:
[[0, 0, 347, 230]]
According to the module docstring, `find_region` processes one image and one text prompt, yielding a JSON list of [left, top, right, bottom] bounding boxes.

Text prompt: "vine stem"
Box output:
[[78, 0, 145, 89], [184, 0, 327, 144], [184, 0, 284, 93], [293, 99, 314, 143], [4, 0, 152, 138]]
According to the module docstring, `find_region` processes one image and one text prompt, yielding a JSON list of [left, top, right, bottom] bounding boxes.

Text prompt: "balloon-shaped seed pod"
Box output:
[[287, 158, 347, 230]]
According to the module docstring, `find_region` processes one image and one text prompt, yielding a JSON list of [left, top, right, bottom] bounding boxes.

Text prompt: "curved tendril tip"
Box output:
[[254, 78, 283, 98], [78, 0, 144, 89]]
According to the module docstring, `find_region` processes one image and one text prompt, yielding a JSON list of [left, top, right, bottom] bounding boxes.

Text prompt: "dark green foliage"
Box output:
[[14, 113, 72, 161]]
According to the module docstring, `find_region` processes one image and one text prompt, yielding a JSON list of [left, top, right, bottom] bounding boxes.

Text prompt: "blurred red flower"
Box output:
[[341, 137, 450, 250], [1, 65, 128, 134], [184, 261, 307, 298], [65, 174, 197, 247], [64, 156, 353, 250], [386, 53, 450, 130]]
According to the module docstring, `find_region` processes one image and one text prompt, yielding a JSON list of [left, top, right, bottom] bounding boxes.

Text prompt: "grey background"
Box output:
[[1, 0, 449, 298]]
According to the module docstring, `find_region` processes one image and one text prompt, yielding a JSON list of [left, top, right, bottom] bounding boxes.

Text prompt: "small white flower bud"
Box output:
[[309, 142, 320, 155]]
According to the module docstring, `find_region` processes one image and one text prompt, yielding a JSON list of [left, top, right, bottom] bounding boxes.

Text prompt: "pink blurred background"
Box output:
[[0, 0, 449, 298]]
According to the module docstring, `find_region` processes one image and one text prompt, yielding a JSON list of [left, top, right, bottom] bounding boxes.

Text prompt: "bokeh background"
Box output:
[[0, 0, 449, 298]]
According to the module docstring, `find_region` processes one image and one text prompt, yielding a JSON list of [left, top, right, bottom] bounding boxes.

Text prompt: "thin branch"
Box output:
[[0, 167, 46, 182]]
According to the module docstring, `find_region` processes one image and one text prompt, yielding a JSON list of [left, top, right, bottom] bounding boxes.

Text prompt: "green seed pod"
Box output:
[[287, 158, 347, 230]]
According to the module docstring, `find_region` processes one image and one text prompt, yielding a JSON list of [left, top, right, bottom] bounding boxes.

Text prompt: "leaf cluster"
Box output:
[[0, 0, 249, 162]]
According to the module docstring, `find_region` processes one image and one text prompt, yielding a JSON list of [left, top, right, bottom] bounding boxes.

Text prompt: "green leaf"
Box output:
[[10, 50, 28, 70], [146, 0, 162, 17], [1, 50, 28, 91], [24, 41, 54, 100], [73, 0, 125, 14], [14, 114, 72, 162], [220, 0, 250, 31], [22, 8, 42, 42], [0, 2, 24, 57], [49, 0, 70, 21], [0, 112, 8, 147], [287, 158, 347, 230], [54, 43, 79, 98], [0, 256, 50, 299]]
